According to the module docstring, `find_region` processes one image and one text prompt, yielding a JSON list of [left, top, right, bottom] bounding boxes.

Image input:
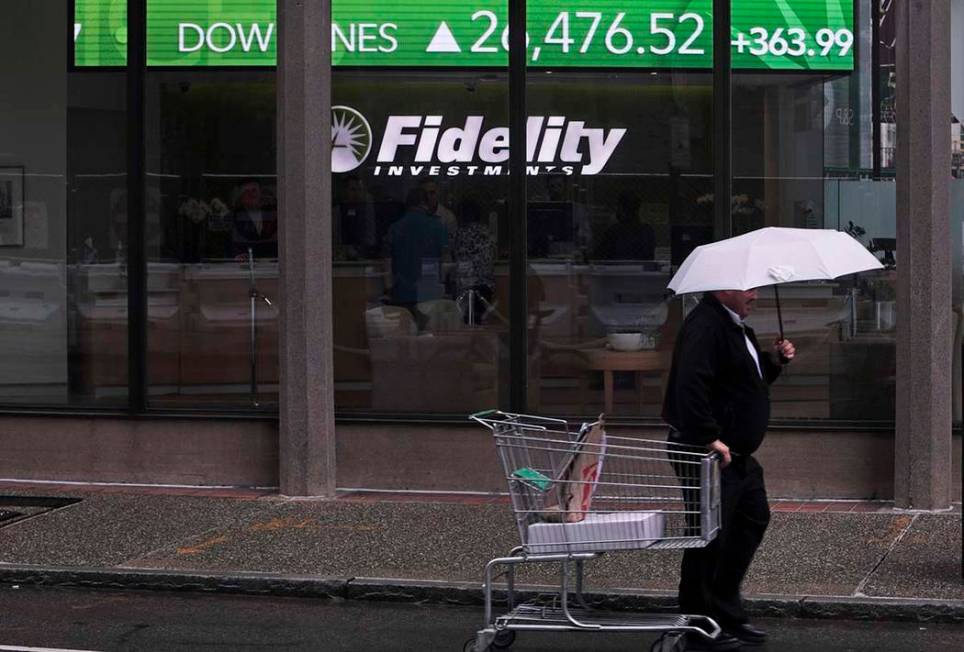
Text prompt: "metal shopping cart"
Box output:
[[465, 411, 722, 652]]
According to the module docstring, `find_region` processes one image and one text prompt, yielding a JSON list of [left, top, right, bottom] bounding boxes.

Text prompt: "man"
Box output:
[[384, 186, 449, 330], [228, 179, 277, 260], [333, 174, 376, 259], [662, 289, 795, 651], [418, 177, 458, 240]]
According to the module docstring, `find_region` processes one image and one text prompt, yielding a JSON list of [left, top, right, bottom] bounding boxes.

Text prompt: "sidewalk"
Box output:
[[0, 481, 961, 623]]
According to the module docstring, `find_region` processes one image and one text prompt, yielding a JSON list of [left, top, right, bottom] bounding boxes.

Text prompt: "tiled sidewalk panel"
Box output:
[[861, 515, 964, 601], [0, 495, 274, 567]]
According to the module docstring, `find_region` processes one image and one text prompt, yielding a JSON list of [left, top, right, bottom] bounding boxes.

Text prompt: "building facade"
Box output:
[[0, 1, 959, 507]]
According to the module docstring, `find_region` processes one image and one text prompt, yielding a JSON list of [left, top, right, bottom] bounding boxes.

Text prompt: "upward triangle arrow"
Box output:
[[426, 21, 462, 53]]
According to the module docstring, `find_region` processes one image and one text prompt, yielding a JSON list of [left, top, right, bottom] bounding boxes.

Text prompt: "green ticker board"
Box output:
[[147, 0, 276, 66], [732, 0, 854, 70], [74, 0, 128, 67], [73, 0, 854, 72]]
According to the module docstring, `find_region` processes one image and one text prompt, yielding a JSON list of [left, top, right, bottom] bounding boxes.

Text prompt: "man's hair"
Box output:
[[406, 186, 429, 209]]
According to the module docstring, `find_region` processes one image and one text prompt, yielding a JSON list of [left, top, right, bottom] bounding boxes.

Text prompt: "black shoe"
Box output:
[[684, 632, 743, 651], [723, 622, 767, 646]]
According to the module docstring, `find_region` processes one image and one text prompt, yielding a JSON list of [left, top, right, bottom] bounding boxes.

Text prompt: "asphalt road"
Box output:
[[0, 585, 961, 651]]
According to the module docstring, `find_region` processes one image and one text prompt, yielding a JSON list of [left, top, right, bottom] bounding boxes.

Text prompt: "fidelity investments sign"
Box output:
[[332, 106, 626, 177]]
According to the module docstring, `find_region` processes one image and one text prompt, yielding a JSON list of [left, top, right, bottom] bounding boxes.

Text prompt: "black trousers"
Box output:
[[678, 454, 770, 626]]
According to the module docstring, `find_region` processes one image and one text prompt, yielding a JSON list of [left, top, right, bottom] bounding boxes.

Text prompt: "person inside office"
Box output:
[[662, 288, 795, 651], [383, 185, 450, 331], [228, 178, 278, 260]]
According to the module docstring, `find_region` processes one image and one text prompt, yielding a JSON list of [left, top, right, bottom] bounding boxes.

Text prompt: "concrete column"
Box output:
[[277, 0, 335, 496], [895, 0, 952, 510]]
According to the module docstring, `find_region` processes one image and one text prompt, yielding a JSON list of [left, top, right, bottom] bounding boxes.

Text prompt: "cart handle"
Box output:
[[469, 409, 501, 420]]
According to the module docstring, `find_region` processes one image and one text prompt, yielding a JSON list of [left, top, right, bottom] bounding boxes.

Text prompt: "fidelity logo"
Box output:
[[331, 105, 373, 173], [332, 106, 626, 176]]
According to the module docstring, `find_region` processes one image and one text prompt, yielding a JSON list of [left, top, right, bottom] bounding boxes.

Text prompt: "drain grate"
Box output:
[[0, 495, 81, 528]]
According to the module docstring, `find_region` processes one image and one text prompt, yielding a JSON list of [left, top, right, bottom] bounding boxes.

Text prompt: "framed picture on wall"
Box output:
[[0, 166, 24, 246]]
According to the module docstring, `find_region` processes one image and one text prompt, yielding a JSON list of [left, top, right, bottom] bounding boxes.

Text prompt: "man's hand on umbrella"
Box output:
[[774, 338, 795, 364]]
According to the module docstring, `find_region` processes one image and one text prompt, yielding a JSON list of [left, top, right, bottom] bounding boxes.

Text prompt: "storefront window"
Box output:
[[145, 72, 278, 409], [0, 1, 906, 424], [0, 1, 128, 407], [949, 0, 964, 426], [526, 71, 713, 417], [732, 0, 896, 422], [331, 71, 511, 414]]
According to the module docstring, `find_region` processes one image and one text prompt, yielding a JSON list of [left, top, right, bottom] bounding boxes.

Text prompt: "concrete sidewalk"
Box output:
[[0, 482, 961, 623]]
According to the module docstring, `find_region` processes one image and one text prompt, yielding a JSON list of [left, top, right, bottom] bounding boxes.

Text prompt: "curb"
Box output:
[[0, 565, 349, 600], [1, 565, 962, 624]]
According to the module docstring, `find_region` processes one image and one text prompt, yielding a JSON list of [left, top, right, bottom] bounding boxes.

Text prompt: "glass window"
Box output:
[[526, 71, 713, 417], [0, 1, 906, 425], [733, 0, 895, 422], [331, 71, 510, 414], [950, 0, 963, 426], [0, 1, 128, 407], [144, 71, 278, 410]]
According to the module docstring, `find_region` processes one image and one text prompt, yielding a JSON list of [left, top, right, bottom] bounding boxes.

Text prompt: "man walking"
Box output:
[[663, 289, 795, 650]]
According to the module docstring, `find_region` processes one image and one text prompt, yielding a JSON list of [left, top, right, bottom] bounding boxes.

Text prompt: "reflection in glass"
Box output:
[[0, 2, 128, 406], [732, 20, 896, 421], [145, 73, 278, 409], [526, 71, 713, 417], [331, 71, 510, 414]]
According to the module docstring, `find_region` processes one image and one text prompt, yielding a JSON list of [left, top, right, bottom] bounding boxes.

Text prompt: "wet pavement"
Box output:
[[0, 483, 961, 623], [0, 586, 963, 651]]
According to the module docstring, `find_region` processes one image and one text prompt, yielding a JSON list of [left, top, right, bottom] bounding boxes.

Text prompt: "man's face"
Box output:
[[716, 289, 759, 319], [240, 183, 261, 209], [421, 182, 440, 212]]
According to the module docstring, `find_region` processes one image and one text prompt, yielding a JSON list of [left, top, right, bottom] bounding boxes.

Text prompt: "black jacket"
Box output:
[[662, 295, 782, 455]]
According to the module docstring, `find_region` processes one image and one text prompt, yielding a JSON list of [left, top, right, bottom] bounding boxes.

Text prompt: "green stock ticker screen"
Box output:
[[74, 0, 854, 72]]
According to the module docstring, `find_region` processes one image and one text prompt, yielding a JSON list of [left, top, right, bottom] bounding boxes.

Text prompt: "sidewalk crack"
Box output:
[[852, 513, 918, 597]]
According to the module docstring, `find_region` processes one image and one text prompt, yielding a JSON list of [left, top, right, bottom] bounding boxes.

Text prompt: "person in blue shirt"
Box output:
[[384, 185, 449, 330]]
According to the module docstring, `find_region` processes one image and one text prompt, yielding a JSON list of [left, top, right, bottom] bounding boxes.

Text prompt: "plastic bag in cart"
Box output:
[[541, 416, 607, 523]]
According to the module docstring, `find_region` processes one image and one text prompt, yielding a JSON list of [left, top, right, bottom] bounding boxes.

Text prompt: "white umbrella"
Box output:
[[667, 227, 884, 338]]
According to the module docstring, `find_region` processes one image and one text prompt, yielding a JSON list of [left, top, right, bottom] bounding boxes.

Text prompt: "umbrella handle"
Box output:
[[774, 284, 785, 342]]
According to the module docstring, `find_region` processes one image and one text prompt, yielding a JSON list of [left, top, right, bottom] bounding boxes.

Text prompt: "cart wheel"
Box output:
[[649, 631, 686, 652], [491, 630, 516, 649], [463, 636, 486, 652]]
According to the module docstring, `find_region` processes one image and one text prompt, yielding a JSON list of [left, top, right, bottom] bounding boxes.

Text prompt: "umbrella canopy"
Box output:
[[667, 227, 884, 295]]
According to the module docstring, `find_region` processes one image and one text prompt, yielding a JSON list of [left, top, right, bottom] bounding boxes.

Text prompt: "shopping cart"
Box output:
[[465, 411, 722, 652]]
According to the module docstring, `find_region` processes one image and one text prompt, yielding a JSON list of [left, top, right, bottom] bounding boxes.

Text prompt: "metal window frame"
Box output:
[[713, 0, 732, 241], [127, 0, 147, 414], [508, 0, 527, 412], [871, 0, 881, 179]]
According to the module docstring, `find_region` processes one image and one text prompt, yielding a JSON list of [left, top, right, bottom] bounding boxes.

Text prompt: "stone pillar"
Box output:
[[277, 0, 335, 496], [895, 0, 952, 510]]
